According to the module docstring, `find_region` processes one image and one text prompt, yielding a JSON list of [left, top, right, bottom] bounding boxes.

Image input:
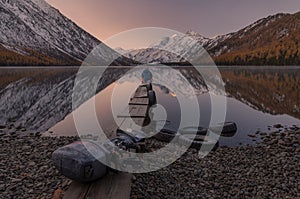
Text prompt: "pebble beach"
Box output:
[[132, 129, 300, 198], [0, 132, 77, 199], [0, 127, 299, 199]]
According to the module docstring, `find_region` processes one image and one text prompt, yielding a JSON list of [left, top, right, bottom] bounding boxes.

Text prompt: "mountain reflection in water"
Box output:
[[0, 66, 299, 147]]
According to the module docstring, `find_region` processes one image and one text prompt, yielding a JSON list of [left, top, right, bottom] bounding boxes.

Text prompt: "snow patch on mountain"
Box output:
[[116, 13, 295, 64], [117, 30, 233, 64], [0, 0, 128, 64]]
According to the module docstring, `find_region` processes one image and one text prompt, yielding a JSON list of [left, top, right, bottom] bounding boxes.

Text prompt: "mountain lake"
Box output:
[[0, 66, 299, 147]]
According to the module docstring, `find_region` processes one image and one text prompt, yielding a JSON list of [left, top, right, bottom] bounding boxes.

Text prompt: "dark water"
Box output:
[[49, 66, 300, 146], [0, 66, 300, 147], [155, 86, 300, 146]]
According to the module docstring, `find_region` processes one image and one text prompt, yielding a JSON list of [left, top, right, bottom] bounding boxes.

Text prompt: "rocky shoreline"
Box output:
[[0, 128, 299, 199], [131, 128, 300, 198], [0, 133, 78, 199]]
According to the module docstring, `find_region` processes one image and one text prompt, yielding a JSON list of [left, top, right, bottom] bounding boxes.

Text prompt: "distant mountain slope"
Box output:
[[0, 0, 132, 66], [213, 12, 300, 65], [118, 31, 232, 64], [121, 12, 300, 66], [0, 42, 78, 66]]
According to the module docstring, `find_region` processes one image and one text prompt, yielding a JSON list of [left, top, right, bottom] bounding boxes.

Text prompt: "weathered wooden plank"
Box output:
[[133, 86, 147, 98], [129, 105, 148, 117], [131, 95, 147, 99], [63, 182, 90, 199], [129, 98, 149, 105], [84, 173, 132, 199], [117, 116, 146, 119], [132, 118, 146, 126], [117, 105, 148, 118]]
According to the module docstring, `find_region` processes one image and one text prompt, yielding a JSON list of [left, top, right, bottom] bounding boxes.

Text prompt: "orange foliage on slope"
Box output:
[[213, 12, 300, 65], [221, 69, 300, 118], [0, 44, 80, 66]]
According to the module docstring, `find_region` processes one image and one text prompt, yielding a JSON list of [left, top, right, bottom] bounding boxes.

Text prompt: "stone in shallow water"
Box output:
[[274, 124, 283, 128]]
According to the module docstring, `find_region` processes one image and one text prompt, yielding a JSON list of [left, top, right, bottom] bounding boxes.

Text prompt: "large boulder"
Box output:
[[52, 141, 107, 182]]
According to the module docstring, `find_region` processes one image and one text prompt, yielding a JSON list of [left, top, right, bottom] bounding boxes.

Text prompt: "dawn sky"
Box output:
[[47, 0, 300, 48]]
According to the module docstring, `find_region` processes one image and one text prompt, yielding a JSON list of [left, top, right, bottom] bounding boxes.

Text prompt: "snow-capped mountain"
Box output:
[[116, 30, 233, 64], [118, 12, 300, 65], [0, 0, 133, 66]]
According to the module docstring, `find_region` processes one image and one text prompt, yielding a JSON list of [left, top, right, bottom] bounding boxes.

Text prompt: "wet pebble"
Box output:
[[1, 126, 299, 198], [0, 133, 78, 199], [131, 130, 300, 198]]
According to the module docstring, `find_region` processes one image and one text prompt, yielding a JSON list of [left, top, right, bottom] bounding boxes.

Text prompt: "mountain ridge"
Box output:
[[1, 1, 299, 66], [0, 0, 135, 66], [118, 11, 300, 66], [213, 12, 300, 65]]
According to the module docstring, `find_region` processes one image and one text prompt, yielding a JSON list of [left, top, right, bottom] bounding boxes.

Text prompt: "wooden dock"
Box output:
[[63, 85, 150, 199]]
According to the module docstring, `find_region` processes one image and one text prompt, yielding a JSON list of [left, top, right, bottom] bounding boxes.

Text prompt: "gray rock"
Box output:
[[52, 141, 107, 182]]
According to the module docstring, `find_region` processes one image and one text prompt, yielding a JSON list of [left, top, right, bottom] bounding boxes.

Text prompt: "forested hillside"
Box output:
[[213, 12, 300, 65], [0, 44, 80, 66]]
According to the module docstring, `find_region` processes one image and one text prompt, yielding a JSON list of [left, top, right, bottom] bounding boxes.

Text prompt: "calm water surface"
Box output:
[[49, 67, 300, 146], [0, 66, 299, 147]]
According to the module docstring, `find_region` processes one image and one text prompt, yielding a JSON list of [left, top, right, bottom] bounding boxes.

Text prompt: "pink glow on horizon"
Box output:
[[46, 0, 300, 48]]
